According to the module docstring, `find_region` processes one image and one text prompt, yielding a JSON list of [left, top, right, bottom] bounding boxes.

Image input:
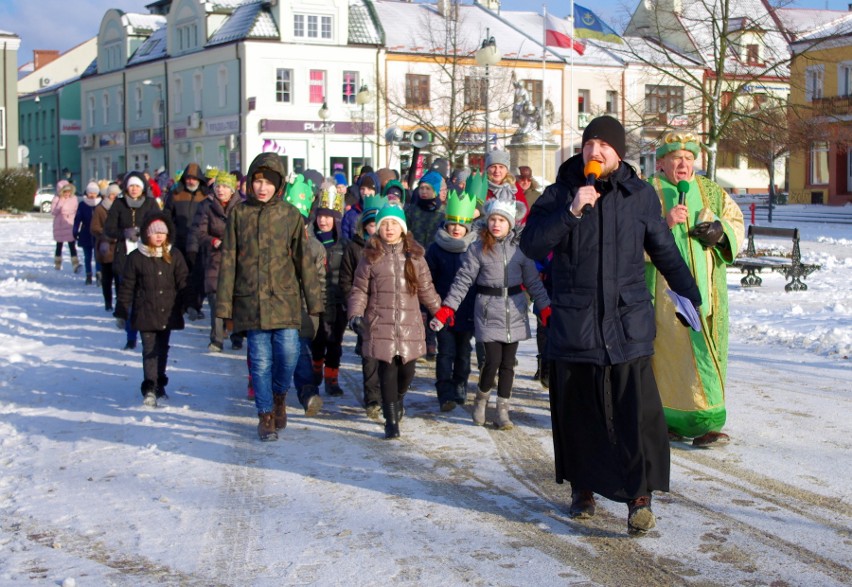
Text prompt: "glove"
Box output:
[[689, 221, 724, 248], [115, 317, 126, 330], [212, 238, 222, 249], [433, 306, 455, 328], [123, 227, 139, 242], [429, 317, 445, 332], [539, 305, 552, 328], [349, 316, 364, 336]]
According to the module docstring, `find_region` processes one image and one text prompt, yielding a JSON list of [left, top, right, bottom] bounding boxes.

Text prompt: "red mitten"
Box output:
[[540, 305, 552, 328], [434, 306, 455, 327], [212, 238, 222, 249]]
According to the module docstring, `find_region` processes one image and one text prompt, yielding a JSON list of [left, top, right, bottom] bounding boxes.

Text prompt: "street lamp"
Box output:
[[318, 100, 331, 177], [475, 29, 501, 165], [355, 84, 372, 170], [143, 79, 168, 173]]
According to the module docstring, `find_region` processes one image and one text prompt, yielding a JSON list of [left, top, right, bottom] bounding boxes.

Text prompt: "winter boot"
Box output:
[[540, 358, 550, 390], [324, 366, 344, 396], [365, 402, 381, 420], [257, 412, 278, 441], [627, 495, 656, 535], [54, 255, 62, 270], [472, 388, 491, 426], [156, 375, 169, 399], [382, 401, 402, 439], [533, 356, 541, 381], [141, 380, 158, 408], [454, 382, 468, 405], [311, 359, 324, 386], [568, 488, 596, 519], [298, 384, 323, 417], [71, 256, 82, 274], [495, 397, 514, 430], [273, 393, 288, 430], [85, 273, 93, 285]]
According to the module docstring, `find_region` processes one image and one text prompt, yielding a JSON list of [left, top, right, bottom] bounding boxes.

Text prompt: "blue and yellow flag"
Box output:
[[573, 4, 623, 44]]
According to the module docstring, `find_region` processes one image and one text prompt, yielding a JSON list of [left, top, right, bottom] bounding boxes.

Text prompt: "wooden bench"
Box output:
[[732, 225, 821, 292]]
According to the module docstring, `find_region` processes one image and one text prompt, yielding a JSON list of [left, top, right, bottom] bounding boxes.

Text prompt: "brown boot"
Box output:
[[627, 495, 655, 535], [54, 255, 62, 270], [272, 393, 287, 430], [568, 489, 596, 519], [257, 412, 278, 441], [324, 366, 344, 396], [71, 255, 81, 273]]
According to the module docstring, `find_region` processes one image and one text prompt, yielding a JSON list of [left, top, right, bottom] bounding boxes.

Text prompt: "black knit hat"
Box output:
[[582, 115, 626, 159]]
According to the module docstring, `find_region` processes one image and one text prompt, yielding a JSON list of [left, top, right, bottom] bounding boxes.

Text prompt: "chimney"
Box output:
[[33, 50, 60, 70]]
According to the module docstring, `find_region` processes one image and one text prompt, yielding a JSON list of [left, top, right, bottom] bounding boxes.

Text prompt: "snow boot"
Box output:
[[272, 393, 287, 430], [495, 397, 514, 430], [157, 375, 169, 399], [568, 488, 596, 519], [71, 256, 81, 273], [472, 388, 491, 426], [54, 255, 62, 270], [141, 380, 158, 408], [324, 366, 344, 396], [311, 359, 324, 386], [382, 401, 402, 439], [298, 385, 323, 417], [627, 495, 656, 535], [365, 401, 381, 420], [257, 412, 278, 441], [85, 273, 93, 285]]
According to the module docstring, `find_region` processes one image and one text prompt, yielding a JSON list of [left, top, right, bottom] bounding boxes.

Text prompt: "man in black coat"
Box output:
[[519, 116, 702, 535]]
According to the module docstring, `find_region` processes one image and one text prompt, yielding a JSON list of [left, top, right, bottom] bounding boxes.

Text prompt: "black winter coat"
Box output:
[[313, 223, 348, 321], [187, 195, 239, 294], [340, 233, 366, 302], [425, 229, 477, 333], [115, 213, 190, 332], [103, 172, 160, 276], [520, 155, 701, 366]]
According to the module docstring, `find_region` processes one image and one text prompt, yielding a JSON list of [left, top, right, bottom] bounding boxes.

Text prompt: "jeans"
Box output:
[[81, 244, 94, 276], [140, 330, 171, 391], [435, 328, 473, 403], [247, 328, 299, 414], [293, 336, 314, 393]]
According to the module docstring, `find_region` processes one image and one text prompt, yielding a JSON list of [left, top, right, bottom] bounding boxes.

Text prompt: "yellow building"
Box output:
[[789, 14, 852, 205]]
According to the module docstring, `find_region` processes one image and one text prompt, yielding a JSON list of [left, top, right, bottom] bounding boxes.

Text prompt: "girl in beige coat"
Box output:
[[348, 204, 441, 439]]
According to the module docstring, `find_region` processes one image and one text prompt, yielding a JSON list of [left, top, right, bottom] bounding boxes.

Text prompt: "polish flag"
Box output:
[[545, 14, 586, 55]]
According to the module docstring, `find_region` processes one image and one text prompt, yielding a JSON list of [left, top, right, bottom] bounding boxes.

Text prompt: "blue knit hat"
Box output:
[[417, 170, 443, 199]]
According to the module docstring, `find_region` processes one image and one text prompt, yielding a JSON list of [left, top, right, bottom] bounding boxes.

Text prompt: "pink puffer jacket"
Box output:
[[52, 194, 79, 243]]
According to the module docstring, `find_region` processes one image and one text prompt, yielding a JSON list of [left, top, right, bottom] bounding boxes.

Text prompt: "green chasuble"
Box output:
[[646, 173, 745, 437]]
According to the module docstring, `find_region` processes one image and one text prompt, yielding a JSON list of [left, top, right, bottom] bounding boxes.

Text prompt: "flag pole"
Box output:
[[542, 4, 547, 181], [569, 0, 575, 160]]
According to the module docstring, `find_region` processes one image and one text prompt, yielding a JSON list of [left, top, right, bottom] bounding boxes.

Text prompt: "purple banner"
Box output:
[[259, 119, 374, 135]]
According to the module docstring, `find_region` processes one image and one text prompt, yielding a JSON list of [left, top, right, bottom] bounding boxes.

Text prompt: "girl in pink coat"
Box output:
[[52, 180, 80, 272]]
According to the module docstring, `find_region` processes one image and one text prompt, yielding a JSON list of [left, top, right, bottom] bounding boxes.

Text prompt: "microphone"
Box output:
[[581, 161, 602, 215], [677, 180, 690, 206]]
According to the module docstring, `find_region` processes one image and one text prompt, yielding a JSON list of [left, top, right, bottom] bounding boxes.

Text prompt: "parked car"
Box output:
[[33, 187, 55, 213]]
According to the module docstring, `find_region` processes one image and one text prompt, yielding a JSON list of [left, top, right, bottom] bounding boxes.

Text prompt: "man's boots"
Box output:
[[472, 388, 491, 426], [495, 397, 514, 430], [324, 366, 344, 396], [382, 401, 402, 439], [298, 384, 323, 417], [273, 393, 287, 430], [257, 412, 278, 441], [54, 256, 62, 270]]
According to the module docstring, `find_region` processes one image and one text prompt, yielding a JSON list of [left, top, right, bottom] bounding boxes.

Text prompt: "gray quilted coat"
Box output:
[[442, 228, 549, 343], [347, 234, 441, 364]]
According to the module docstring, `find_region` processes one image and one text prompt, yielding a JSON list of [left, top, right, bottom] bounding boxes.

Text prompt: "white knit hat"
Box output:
[[485, 197, 518, 229]]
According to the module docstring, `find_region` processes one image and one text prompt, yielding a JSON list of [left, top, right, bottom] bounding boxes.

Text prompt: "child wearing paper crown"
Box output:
[[310, 182, 350, 397], [114, 212, 190, 408], [432, 193, 551, 430], [347, 203, 442, 439], [425, 190, 479, 412]]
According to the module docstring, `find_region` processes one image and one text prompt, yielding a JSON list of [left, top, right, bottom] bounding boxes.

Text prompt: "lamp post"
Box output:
[[143, 79, 168, 173], [355, 84, 372, 170], [475, 29, 501, 166], [318, 100, 331, 177]]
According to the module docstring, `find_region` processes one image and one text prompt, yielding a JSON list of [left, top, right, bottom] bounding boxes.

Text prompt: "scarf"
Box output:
[[488, 180, 517, 202], [101, 199, 114, 211], [125, 195, 146, 209], [434, 225, 477, 254], [314, 228, 336, 247], [137, 243, 171, 258], [84, 197, 102, 208]]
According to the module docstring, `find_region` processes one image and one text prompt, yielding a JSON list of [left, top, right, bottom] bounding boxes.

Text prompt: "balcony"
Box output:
[[642, 112, 692, 128], [812, 95, 852, 117]]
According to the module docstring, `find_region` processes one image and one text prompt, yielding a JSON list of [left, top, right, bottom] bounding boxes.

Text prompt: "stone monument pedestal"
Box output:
[[506, 142, 560, 184]]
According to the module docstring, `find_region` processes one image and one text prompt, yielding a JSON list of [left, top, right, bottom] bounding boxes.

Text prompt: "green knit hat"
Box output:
[[375, 203, 407, 234]]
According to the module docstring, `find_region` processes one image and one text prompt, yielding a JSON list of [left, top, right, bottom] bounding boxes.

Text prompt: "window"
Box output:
[[405, 74, 430, 108], [717, 140, 738, 169], [521, 79, 542, 108], [276, 68, 293, 103], [135, 86, 143, 120], [342, 71, 358, 104], [155, 96, 164, 128], [321, 16, 332, 39], [193, 72, 203, 111], [839, 63, 852, 97], [295, 14, 332, 39], [177, 23, 198, 51], [309, 70, 326, 104], [745, 44, 760, 65], [308, 15, 318, 38], [294, 15, 304, 37], [644, 85, 684, 113], [117, 89, 124, 123], [88, 95, 96, 128], [606, 90, 618, 115], [577, 89, 590, 113], [463, 76, 486, 109], [173, 78, 183, 115], [102, 92, 110, 125], [805, 65, 824, 102], [218, 66, 228, 108], [810, 141, 829, 185]]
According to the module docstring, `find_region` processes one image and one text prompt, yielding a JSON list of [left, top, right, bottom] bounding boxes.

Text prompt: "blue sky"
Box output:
[[5, 0, 852, 68]]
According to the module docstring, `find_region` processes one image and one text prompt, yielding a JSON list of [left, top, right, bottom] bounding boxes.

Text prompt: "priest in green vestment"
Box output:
[[646, 132, 745, 446]]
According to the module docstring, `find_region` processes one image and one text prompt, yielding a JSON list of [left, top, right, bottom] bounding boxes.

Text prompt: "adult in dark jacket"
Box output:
[[74, 182, 101, 285], [104, 171, 160, 350], [164, 162, 207, 318], [519, 116, 701, 536]]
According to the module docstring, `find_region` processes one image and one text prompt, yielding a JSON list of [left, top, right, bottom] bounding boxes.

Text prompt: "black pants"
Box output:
[[311, 305, 347, 369], [100, 262, 118, 308], [378, 357, 416, 403], [55, 241, 78, 257], [362, 355, 381, 406], [480, 341, 519, 399], [141, 330, 172, 392]]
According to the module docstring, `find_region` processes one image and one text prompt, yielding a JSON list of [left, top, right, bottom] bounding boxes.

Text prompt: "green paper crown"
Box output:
[[284, 174, 315, 218], [464, 169, 488, 205], [363, 193, 388, 213], [445, 190, 477, 224]]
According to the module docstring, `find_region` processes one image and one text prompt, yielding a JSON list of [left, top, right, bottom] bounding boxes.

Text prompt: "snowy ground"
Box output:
[[0, 206, 850, 587]]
